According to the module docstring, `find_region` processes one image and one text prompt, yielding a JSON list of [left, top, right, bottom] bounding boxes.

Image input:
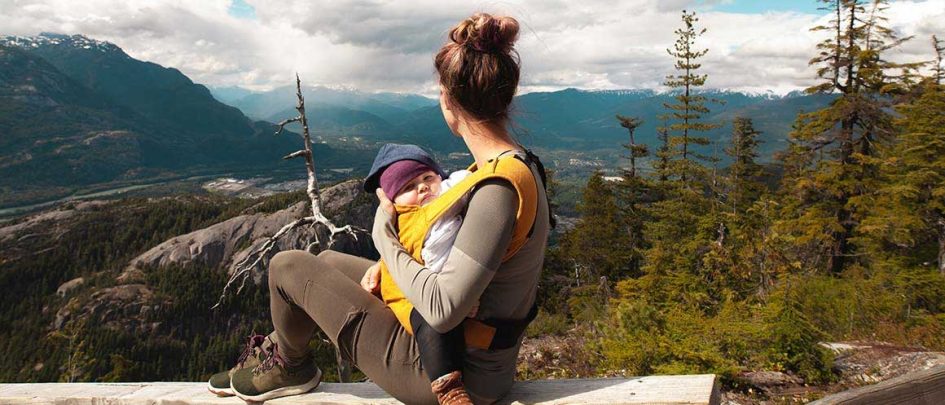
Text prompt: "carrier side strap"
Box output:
[[462, 302, 539, 350]]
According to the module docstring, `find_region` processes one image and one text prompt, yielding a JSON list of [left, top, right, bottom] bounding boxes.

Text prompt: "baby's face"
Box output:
[[393, 170, 442, 206]]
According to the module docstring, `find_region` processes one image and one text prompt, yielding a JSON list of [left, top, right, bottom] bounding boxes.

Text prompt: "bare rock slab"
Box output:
[[0, 375, 720, 404]]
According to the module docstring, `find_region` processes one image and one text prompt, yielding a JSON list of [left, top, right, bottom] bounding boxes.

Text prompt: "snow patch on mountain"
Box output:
[[0, 33, 125, 56]]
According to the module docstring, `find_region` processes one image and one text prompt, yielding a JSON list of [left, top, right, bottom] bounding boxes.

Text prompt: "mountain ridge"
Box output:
[[0, 33, 361, 208]]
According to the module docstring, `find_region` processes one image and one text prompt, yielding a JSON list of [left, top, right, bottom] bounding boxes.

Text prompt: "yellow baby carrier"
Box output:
[[378, 151, 543, 350]]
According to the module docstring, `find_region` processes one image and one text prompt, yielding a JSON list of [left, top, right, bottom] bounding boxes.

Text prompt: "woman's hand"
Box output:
[[375, 188, 395, 216], [361, 262, 382, 294]]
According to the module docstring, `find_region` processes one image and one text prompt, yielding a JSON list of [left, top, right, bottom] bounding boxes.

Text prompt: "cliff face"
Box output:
[[0, 178, 383, 381], [1, 179, 377, 342], [121, 179, 376, 285]]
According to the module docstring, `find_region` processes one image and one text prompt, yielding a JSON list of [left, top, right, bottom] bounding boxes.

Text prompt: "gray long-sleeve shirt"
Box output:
[[372, 159, 551, 403]]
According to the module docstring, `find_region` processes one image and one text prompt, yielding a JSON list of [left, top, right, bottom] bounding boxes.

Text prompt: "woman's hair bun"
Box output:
[[436, 13, 521, 122], [449, 13, 519, 54]]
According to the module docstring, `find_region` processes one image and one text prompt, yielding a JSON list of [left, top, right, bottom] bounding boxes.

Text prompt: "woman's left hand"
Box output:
[[375, 188, 395, 216]]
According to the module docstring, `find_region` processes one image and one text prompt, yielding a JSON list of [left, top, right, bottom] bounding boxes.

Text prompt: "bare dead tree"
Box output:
[[213, 74, 361, 309], [211, 74, 362, 382]]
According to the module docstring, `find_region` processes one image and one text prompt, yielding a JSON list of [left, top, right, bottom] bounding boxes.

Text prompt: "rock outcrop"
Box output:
[[56, 277, 85, 297], [121, 180, 376, 283], [55, 284, 167, 335], [0, 201, 109, 244]]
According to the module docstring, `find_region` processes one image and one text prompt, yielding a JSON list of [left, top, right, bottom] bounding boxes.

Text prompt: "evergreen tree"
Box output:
[[725, 117, 765, 214], [556, 171, 636, 284], [653, 115, 672, 183], [764, 281, 836, 384], [699, 117, 771, 299], [779, 0, 913, 273], [858, 83, 945, 274], [662, 10, 720, 185], [933, 35, 944, 86], [617, 115, 646, 178], [615, 115, 651, 282]]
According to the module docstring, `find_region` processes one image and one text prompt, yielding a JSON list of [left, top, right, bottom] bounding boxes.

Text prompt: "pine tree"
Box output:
[[617, 115, 646, 178], [620, 9, 725, 311], [933, 35, 944, 86], [779, 0, 913, 273], [726, 117, 765, 214], [615, 115, 651, 282], [653, 115, 672, 183], [662, 10, 720, 185], [557, 171, 636, 284], [858, 83, 945, 274], [702, 117, 772, 299]]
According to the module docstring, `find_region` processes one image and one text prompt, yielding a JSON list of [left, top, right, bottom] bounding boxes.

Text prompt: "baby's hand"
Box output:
[[360, 262, 382, 295], [375, 188, 395, 216], [468, 302, 479, 318]]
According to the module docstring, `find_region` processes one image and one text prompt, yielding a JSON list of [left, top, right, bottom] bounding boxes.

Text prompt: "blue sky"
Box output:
[[228, 0, 827, 19], [228, 0, 256, 19], [709, 0, 826, 14]]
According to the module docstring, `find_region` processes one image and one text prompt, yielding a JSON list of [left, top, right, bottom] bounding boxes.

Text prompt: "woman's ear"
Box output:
[[438, 85, 452, 110]]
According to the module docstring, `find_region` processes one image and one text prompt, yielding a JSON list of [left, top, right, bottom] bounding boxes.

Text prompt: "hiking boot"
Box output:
[[431, 371, 473, 405], [230, 338, 322, 402], [207, 333, 269, 397]]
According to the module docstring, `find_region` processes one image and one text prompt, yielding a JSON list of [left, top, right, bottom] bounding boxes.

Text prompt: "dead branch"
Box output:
[[213, 74, 361, 310], [283, 150, 307, 160]]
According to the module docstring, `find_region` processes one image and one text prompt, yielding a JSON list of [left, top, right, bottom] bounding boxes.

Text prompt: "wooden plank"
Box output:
[[810, 365, 945, 405], [0, 375, 719, 405]]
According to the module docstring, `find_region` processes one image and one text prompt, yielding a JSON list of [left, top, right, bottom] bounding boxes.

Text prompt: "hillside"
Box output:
[[0, 180, 375, 383], [0, 34, 362, 209], [0, 33, 834, 211], [0, 44, 148, 197]]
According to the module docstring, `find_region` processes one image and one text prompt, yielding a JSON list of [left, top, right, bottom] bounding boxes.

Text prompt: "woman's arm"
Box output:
[[373, 179, 517, 333]]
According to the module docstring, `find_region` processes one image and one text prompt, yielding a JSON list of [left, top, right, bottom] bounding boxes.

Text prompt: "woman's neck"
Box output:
[[457, 119, 520, 168]]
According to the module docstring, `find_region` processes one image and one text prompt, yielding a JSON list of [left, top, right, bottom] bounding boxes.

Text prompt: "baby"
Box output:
[[381, 158, 470, 274], [362, 143, 474, 403]]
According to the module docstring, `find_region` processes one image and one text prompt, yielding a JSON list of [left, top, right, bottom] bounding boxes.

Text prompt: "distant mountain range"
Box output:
[[214, 85, 834, 159], [0, 32, 834, 208], [0, 33, 358, 208]]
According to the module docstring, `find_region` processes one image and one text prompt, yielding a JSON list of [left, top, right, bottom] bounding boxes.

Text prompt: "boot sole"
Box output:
[[207, 380, 234, 397], [232, 367, 322, 402]]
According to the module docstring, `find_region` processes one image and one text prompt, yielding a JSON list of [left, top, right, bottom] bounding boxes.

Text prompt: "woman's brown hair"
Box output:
[[435, 13, 520, 123]]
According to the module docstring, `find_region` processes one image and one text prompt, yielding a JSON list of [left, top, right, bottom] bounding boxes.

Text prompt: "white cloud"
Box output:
[[1, 0, 942, 95]]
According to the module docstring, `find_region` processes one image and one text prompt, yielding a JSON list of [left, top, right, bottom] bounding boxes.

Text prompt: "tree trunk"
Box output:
[[629, 128, 637, 178], [938, 219, 945, 276]]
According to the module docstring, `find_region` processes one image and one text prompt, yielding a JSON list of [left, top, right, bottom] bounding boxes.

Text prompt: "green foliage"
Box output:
[[554, 171, 636, 284], [526, 310, 570, 338], [933, 35, 944, 86], [617, 115, 647, 179], [0, 191, 347, 383], [543, 4, 943, 387], [662, 10, 721, 185], [763, 283, 836, 384], [599, 298, 762, 380], [725, 117, 765, 212], [779, 0, 916, 274], [856, 83, 945, 274]]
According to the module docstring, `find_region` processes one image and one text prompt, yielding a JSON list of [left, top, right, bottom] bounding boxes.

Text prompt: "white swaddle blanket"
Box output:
[[421, 170, 471, 273]]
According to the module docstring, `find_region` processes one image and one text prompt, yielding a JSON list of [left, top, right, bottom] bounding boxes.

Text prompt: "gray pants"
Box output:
[[268, 249, 438, 405]]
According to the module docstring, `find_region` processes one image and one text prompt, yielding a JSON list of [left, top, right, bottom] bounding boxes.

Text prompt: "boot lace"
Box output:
[[254, 336, 287, 375], [236, 332, 267, 368]]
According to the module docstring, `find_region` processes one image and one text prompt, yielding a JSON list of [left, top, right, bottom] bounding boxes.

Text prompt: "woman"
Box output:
[[208, 13, 551, 405]]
